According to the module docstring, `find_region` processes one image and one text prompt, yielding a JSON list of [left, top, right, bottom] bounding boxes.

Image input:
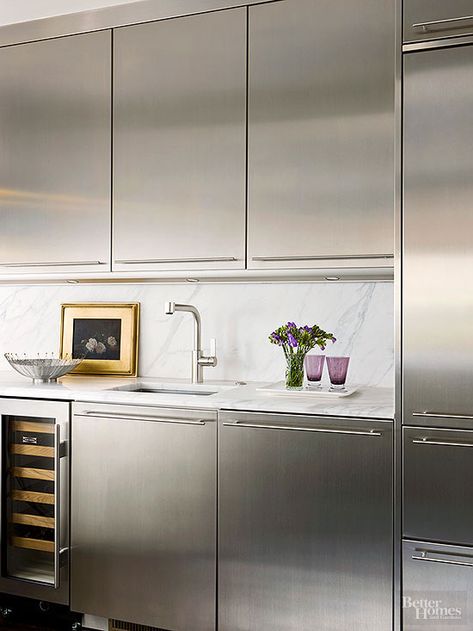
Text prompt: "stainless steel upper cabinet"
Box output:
[[404, 1, 473, 43], [113, 10, 246, 272], [248, 0, 395, 270], [404, 46, 473, 424], [0, 32, 111, 274]]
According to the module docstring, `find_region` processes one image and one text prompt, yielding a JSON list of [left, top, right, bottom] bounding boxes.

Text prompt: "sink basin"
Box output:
[[108, 383, 219, 396]]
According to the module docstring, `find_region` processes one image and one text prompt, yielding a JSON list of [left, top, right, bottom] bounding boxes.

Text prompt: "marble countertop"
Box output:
[[0, 372, 394, 420]]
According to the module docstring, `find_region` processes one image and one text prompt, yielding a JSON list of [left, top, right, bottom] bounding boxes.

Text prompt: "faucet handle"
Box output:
[[209, 338, 217, 359], [199, 338, 217, 368]]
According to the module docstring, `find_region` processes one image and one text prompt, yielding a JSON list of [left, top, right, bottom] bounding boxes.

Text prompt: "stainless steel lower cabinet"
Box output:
[[403, 540, 473, 630], [218, 411, 393, 631], [71, 403, 217, 631]]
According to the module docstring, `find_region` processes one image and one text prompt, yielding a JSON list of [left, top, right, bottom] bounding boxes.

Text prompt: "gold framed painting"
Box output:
[[60, 303, 139, 376]]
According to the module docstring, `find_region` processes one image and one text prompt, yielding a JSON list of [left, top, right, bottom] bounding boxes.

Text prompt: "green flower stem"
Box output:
[[285, 351, 306, 390]]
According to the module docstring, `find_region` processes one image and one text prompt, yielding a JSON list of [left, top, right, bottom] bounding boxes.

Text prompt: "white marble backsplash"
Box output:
[[0, 282, 394, 387]]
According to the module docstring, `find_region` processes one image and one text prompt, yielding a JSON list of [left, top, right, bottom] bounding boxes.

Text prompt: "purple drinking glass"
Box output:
[[305, 355, 325, 388], [326, 356, 350, 391]]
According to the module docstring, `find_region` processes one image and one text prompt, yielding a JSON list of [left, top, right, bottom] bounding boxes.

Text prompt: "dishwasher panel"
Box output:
[[218, 411, 393, 631]]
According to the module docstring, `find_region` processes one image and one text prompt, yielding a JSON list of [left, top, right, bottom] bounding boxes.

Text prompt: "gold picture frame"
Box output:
[[60, 303, 140, 376]]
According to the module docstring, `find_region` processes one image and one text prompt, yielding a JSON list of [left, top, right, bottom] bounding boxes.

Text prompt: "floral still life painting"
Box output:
[[73, 318, 121, 361], [60, 303, 139, 376]]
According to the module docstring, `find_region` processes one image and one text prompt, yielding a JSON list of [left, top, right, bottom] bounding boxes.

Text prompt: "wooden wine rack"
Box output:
[[8, 418, 56, 554]]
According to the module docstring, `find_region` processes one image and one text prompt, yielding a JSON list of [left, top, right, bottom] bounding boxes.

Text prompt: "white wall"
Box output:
[[0, 0, 142, 26], [0, 282, 394, 387]]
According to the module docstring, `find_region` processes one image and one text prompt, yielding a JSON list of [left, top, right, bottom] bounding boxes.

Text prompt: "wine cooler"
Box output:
[[0, 399, 69, 604]]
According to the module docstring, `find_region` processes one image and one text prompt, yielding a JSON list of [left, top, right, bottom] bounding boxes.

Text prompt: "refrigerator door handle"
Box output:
[[412, 412, 473, 420], [412, 438, 473, 448], [412, 15, 473, 33], [412, 552, 473, 568]]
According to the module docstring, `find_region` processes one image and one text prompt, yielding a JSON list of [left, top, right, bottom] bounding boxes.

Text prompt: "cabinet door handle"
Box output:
[[412, 438, 473, 448], [54, 424, 61, 589], [0, 261, 105, 267], [412, 411, 473, 420], [115, 257, 237, 264], [413, 15, 473, 33], [412, 554, 473, 568], [79, 410, 206, 425], [223, 421, 382, 436], [251, 254, 394, 262]]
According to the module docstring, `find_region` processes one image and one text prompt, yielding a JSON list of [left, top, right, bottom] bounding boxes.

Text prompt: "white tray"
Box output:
[[256, 381, 358, 398]]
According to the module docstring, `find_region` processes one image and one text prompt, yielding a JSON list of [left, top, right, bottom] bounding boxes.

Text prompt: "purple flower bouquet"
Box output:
[[269, 322, 336, 389]]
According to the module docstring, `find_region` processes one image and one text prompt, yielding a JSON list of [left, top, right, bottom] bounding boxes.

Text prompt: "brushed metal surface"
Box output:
[[0, 31, 111, 274], [403, 540, 473, 630], [404, 1, 473, 42], [71, 404, 216, 631], [0, 0, 272, 48], [0, 398, 69, 605], [113, 9, 246, 272], [404, 34, 473, 52], [404, 427, 473, 546], [218, 411, 393, 631], [403, 46, 473, 425], [247, 0, 395, 270]]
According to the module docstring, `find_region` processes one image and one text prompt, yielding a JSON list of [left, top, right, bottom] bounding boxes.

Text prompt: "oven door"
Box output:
[[0, 398, 69, 605]]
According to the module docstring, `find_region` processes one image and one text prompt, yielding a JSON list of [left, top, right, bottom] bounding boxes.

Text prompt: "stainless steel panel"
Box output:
[[403, 540, 473, 630], [0, 0, 269, 48], [71, 404, 216, 631], [248, 0, 395, 270], [0, 398, 69, 605], [113, 9, 246, 272], [404, 1, 473, 43], [403, 46, 473, 425], [218, 411, 393, 631], [404, 427, 473, 546], [0, 32, 111, 274]]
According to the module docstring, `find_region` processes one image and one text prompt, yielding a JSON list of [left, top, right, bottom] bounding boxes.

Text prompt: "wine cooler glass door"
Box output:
[[0, 399, 69, 605]]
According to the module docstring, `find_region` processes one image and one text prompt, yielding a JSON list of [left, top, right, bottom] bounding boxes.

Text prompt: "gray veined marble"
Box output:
[[0, 281, 394, 387]]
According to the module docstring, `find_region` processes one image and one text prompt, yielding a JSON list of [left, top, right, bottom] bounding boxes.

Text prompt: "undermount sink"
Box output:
[[107, 383, 224, 396], [121, 386, 217, 396]]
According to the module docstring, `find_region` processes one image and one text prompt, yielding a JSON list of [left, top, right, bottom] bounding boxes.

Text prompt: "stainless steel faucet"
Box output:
[[164, 302, 217, 384]]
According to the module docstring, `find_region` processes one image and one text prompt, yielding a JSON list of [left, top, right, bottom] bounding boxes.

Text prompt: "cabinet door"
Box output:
[[248, 0, 395, 270], [404, 1, 473, 43], [0, 32, 111, 274], [403, 46, 473, 425], [403, 540, 473, 630], [404, 427, 473, 546], [219, 412, 393, 631], [113, 9, 246, 272], [71, 404, 216, 631]]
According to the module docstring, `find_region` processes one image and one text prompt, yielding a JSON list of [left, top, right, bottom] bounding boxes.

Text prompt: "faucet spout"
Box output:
[[164, 302, 216, 383]]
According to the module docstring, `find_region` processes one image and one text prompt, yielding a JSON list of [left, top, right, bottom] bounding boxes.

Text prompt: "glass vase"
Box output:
[[285, 352, 306, 390]]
